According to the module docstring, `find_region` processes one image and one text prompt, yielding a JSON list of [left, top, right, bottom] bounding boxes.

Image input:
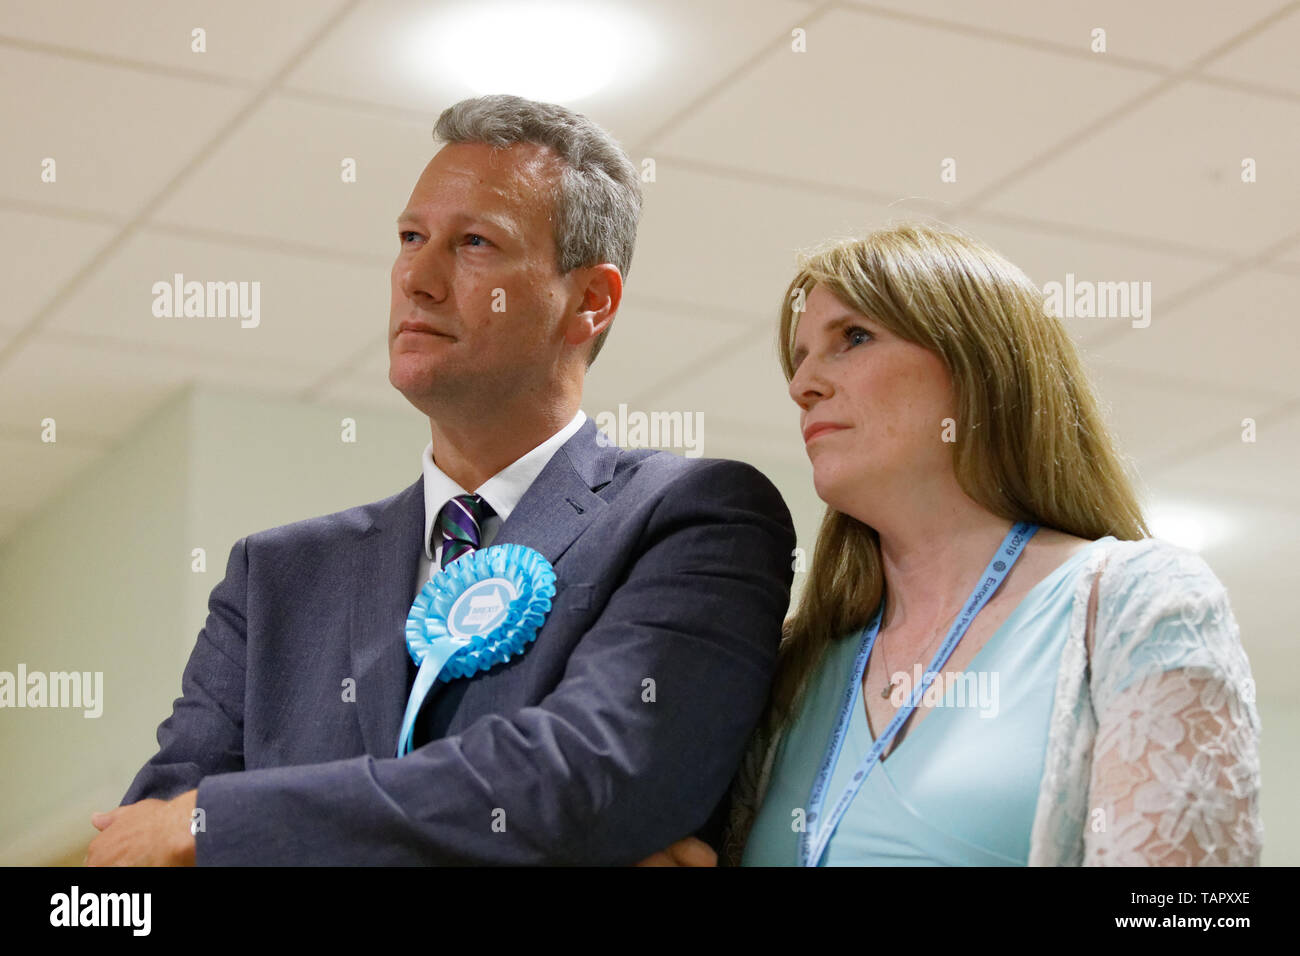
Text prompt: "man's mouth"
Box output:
[[396, 320, 452, 339]]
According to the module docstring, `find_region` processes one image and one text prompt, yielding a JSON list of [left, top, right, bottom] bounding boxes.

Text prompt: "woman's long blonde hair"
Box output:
[[767, 221, 1149, 735]]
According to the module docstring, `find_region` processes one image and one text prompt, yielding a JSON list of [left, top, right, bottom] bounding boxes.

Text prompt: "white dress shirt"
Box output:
[[416, 410, 587, 596]]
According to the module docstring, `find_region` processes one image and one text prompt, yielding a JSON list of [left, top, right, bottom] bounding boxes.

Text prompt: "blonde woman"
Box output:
[[642, 222, 1262, 867]]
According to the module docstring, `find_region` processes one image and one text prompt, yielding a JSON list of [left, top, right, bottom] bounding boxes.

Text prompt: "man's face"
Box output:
[[389, 141, 576, 409]]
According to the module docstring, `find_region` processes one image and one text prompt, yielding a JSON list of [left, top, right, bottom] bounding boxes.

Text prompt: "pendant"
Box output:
[[882, 680, 897, 699]]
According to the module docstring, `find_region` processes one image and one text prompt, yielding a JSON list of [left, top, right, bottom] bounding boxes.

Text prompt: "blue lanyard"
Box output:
[[798, 521, 1039, 867]]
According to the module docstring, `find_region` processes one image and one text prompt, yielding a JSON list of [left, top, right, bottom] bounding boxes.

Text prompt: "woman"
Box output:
[[642, 222, 1262, 867]]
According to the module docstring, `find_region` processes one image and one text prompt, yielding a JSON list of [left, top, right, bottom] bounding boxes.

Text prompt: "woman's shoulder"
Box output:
[[1092, 536, 1230, 610], [1080, 537, 1261, 756], [1087, 536, 1246, 681], [1031, 530, 1226, 610]]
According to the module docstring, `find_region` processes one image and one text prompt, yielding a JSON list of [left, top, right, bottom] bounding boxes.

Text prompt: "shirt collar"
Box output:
[[422, 410, 587, 560]]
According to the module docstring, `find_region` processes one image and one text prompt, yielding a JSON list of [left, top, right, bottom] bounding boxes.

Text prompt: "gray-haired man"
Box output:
[[91, 94, 794, 866]]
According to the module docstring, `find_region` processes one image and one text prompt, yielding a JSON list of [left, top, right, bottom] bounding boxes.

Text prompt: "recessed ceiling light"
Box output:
[[414, 1, 656, 103]]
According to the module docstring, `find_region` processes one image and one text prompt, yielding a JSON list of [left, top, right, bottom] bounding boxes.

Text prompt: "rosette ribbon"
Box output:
[[395, 543, 557, 757]]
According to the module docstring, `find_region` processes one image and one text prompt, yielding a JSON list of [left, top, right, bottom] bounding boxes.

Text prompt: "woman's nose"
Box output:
[[789, 361, 830, 410]]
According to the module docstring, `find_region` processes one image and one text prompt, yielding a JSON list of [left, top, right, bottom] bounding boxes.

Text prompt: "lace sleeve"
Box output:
[[1083, 542, 1263, 865]]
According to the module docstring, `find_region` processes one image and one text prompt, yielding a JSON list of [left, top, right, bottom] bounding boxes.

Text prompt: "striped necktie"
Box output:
[[436, 493, 495, 569]]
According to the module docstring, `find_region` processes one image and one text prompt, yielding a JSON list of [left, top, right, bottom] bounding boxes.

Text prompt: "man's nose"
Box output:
[[398, 243, 449, 305]]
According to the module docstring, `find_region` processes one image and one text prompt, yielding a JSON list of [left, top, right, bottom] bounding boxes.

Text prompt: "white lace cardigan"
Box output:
[[723, 537, 1264, 866]]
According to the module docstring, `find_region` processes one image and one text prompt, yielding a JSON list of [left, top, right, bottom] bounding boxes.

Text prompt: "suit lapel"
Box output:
[[491, 417, 617, 563], [349, 417, 620, 757], [349, 476, 424, 758]]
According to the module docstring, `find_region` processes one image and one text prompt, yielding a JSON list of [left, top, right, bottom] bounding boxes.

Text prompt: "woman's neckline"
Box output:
[[851, 533, 1116, 761]]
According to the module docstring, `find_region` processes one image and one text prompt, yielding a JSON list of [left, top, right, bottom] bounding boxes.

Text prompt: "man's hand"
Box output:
[[635, 836, 718, 867], [86, 790, 198, 866]]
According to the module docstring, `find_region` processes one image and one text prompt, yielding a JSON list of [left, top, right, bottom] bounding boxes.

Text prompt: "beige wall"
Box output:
[[0, 385, 427, 864]]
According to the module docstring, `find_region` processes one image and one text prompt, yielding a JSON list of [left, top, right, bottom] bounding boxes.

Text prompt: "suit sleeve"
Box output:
[[192, 459, 795, 864], [120, 539, 249, 804]]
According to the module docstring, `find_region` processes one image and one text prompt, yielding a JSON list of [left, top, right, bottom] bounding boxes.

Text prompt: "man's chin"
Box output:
[[389, 352, 451, 385], [389, 366, 464, 410]]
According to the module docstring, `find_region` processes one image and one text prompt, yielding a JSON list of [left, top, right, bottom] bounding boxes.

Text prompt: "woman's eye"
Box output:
[[845, 326, 872, 347]]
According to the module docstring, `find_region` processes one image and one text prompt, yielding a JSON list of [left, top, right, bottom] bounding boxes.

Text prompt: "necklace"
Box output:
[[877, 605, 962, 699]]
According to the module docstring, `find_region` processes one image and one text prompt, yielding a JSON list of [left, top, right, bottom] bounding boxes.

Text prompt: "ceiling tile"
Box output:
[[633, 162, 922, 322], [581, 302, 752, 416], [0, 209, 120, 331], [980, 81, 1300, 254], [1203, 4, 1300, 93], [0, 46, 248, 217], [843, 0, 1289, 68], [1079, 361, 1275, 475], [638, 333, 801, 436], [1085, 269, 1300, 399], [947, 214, 1223, 344], [40, 229, 388, 371], [1144, 402, 1300, 508], [1269, 237, 1300, 268], [150, 93, 435, 259], [0, 0, 345, 82], [652, 6, 1159, 203]]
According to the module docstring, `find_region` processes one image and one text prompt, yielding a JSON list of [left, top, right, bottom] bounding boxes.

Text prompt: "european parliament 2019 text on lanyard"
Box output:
[[799, 521, 1039, 867]]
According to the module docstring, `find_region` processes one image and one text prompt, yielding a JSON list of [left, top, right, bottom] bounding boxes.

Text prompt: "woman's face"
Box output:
[[788, 284, 958, 518]]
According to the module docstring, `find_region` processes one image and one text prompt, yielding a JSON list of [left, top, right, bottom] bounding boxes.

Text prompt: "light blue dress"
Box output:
[[742, 536, 1117, 866]]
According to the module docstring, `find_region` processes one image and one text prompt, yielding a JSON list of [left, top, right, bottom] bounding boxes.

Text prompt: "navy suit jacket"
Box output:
[[122, 417, 796, 864]]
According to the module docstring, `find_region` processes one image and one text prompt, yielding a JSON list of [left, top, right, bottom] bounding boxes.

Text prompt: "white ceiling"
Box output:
[[2, 1, 1298, 675]]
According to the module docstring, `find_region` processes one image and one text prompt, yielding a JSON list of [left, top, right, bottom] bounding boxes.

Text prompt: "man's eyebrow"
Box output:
[[395, 210, 520, 240]]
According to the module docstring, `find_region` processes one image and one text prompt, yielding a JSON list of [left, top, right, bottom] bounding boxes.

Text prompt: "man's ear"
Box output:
[[564, 263, 623, 350]]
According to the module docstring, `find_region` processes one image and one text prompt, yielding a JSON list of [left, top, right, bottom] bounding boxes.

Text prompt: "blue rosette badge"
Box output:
[[396, 543, 556, 757]]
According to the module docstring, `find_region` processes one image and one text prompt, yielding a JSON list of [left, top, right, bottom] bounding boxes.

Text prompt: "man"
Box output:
[[87, 94, 794, 865]]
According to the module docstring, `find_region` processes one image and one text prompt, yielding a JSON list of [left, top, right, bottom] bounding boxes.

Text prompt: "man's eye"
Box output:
[[464, 233, 490, 247], [399, 231, 420, 244]]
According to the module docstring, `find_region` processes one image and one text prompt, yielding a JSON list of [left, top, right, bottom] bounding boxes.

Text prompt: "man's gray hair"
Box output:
[[432, 94, 642, 366]]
